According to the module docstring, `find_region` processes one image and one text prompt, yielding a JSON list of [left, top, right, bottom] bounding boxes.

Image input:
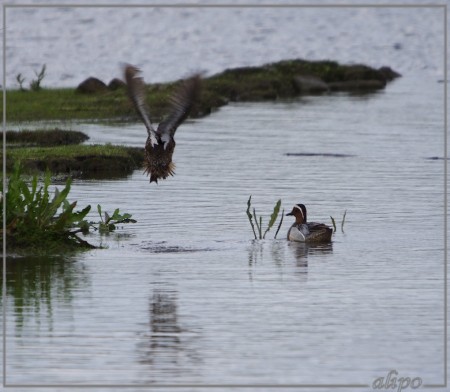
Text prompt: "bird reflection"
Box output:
[[139, 288, 180, 366], [288, 241, 333, 266], [247, 240, 333, 281], [137, 286, 200, 381]]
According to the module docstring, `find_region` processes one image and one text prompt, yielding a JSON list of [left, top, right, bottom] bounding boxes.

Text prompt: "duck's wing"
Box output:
[[156, 74, 201, 147], [307, 222, 333, 242], [308, 222, 332, 232], [124, 65, 158, 146]]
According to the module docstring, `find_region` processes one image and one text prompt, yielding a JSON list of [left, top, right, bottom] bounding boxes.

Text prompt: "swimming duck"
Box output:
[[124, 65, 201, 183], [286, 204, 333, 243]]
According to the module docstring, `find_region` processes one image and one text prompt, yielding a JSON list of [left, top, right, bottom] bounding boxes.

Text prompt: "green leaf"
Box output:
[[246, 195, 257, 239], [330, 216, 336, 232], [274, 208, 285, 239], [263, 199, 281, 239], [253, 207, 262, 239], [341, 210, 347, 233], [110, 208, 121, 221], [72, 205, 91, 223]]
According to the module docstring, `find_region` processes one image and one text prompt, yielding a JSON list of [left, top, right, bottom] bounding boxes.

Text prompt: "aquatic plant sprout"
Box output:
[[330, 210, 347, 233], [95, 204, 136, 233], [246, 196, 284, 240]]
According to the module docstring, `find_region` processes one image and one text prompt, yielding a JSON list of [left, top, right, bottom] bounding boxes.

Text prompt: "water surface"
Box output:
[[4, 74, 445, 388], [2, 3, 447, 389]]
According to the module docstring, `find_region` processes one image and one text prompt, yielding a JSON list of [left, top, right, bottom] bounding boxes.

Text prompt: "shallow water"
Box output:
[[2, 3, 447, 390], [3, 72, 446, 388]]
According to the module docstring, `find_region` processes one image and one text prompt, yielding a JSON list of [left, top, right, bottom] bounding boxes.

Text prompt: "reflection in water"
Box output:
[[288, 241, 333, 265], [137, 286, 200, 382], [247, 240, 286, 281], [247, 239, 286, 266], [1, 255, 90, 334], [247, 240, 334, 280]]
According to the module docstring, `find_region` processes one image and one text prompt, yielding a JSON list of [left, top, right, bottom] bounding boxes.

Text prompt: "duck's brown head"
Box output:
[[144, 139, 176, 184], [286, 203, 307, 224]]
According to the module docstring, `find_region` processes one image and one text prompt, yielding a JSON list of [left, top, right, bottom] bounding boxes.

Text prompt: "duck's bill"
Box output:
[[286, 212, 294, 216]]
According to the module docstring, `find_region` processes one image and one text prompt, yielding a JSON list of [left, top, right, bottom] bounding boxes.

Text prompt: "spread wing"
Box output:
[[157, 74, 201, 145], [124, 64, 158, 146]]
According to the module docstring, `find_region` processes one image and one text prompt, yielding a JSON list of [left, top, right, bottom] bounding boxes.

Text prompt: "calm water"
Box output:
[[2, 3, 447, 391], [4, 74, 446, 388]]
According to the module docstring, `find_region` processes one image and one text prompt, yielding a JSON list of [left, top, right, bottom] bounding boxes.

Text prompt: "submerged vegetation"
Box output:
[[1, 165, 136, 253], [246, 196, 284, 240]]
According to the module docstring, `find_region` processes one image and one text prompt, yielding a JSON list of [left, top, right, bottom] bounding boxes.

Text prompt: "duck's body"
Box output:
[[286, 204, 332, 243], [124, 65, 201, 183]]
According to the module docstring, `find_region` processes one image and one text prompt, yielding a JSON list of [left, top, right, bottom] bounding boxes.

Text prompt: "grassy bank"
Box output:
[[5, 128, 89, 146], [2, 142, 144, 178], [3, 58, 400, 122], [4, 129, 143, 178]]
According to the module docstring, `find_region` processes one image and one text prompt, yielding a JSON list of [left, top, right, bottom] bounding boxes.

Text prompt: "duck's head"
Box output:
[[286, 204, 307, 224]]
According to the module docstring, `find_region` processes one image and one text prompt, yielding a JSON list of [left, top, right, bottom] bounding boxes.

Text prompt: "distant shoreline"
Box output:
[[3, 58, 400, 123]]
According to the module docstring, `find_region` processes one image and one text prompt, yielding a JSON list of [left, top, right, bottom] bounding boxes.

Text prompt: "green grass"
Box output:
[[3, 88, 131, 122], [4, 128, 89, 146], [1, 143, 144, 178], [7, 143, 137, 159], [2, 58, 397, 123], [2, 82, 185, 122]]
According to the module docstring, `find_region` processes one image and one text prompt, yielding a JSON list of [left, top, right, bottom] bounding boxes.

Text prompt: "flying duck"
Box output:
[[124, 65, 201, 183]]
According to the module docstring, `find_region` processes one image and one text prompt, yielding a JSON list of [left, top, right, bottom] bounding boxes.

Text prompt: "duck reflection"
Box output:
[[247, 240, 333, 280], [141, 288, 180, 363], [137, 286, 200, 380], [288, 241, 333, 267]]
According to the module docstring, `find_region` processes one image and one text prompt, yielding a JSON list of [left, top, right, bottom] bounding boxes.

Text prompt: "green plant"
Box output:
[[1, 164, 136, 252], [94, 204, 136, 233], [1, 164, 91, 250], [330, 216, 337, 232], [30, 64, 46, 91], [246, 196, 284, 239], [16, 73, 26, 91], [330, 210, 347, 233], [341, 210, 347, 233]]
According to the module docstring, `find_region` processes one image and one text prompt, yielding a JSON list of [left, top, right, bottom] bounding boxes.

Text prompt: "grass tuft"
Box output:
[[1, 164, 136, 253]]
